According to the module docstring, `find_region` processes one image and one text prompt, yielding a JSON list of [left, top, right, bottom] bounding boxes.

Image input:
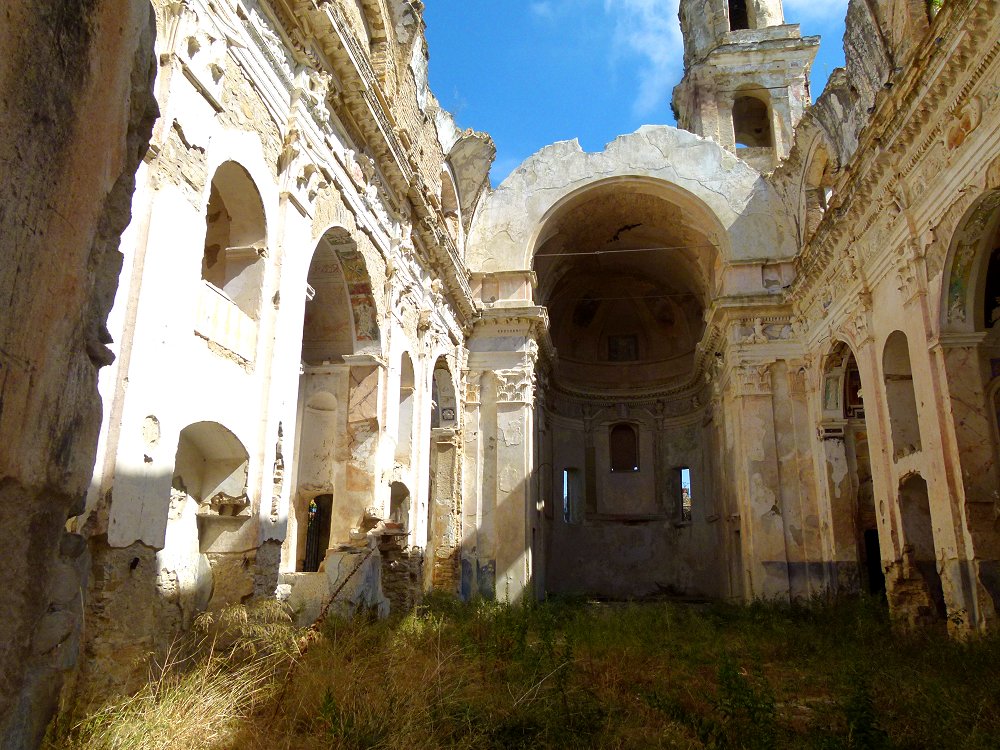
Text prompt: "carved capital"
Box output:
[[733, 362, 773, 397], [495, 366, 536, 404]]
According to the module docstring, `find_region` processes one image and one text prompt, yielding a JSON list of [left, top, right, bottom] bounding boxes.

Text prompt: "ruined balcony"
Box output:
[[195, 280, 258, 363]]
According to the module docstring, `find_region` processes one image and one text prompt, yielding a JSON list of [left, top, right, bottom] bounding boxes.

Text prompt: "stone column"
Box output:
[[493, 364, 537, 602], [933, 334, 1000, 630], [460, 371, 483, 600], [770, 90, 792, 160], [427, 427, 461, 593], [730, 362, 791, 600]]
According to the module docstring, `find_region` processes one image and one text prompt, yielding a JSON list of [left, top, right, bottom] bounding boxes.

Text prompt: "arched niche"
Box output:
[[302, 229, 357, 365], [609, 423, 639, 472], [882, 331, 922, 459], [162, 421, 251, 624], [173, 421, 250, 516], [431, 358, 458, 429], [732, 93, 771, 149], [898, 473, 946, 622], [396, 353, 415, 463], [303, 226, 381, 363], [940, 190, 1000, 334], [533, 180, 719, 393], [202, 161, 267, 320], [389, 481, 411, 530]]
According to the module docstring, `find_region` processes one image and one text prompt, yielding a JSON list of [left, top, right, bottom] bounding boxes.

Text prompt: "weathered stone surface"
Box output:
[[0, 0, 156, 745]]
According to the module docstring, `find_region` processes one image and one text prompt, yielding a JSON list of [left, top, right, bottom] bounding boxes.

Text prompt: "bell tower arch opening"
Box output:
[[532, 178, 724, 600]]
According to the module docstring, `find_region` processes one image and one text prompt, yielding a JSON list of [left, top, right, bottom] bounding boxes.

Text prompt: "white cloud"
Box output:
[[530, 1, 556, 19], [603, 0, 684, 117]]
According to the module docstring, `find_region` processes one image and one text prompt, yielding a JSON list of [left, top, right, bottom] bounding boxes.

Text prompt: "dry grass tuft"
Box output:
[[50, 595, 1000, 750]]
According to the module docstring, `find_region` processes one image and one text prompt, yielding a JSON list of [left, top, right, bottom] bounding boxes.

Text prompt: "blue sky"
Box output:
[[423, 0, 849, 185]]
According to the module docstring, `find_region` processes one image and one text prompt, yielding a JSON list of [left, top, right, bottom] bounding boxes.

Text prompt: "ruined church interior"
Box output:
[[2, 0, 1000, 745]]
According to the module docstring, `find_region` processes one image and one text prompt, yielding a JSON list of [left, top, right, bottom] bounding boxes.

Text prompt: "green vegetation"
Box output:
[[49, 595, 1000, 749]]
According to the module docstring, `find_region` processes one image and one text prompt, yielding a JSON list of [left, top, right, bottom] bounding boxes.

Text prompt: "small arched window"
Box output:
[[733, 96, 771, 149], [728, 0, 749, 30], [609, 423, 639, 472]]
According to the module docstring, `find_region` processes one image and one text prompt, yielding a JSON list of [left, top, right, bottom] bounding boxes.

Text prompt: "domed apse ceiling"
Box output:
[[533, 185, 719, 392]]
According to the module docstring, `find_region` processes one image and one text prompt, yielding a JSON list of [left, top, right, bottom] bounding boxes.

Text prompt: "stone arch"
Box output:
[[396, 352, 416, 463], [466, 126, 792, 274], [732, 91, 771, 149], [309, 224, 382, 356], [430, 356, 459, 429], [819, 340, 883, 595], [441, 164, 462, 250], [801, 138, 838, 240], [201, 160, 268, 320], [940, 189, 1000, 334]]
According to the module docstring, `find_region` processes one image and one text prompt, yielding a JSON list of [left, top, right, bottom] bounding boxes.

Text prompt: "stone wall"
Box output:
[[0, 1, 157, 745]]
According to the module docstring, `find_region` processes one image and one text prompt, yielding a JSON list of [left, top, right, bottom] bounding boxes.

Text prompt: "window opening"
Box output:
[[732, 96, 771, 149], [728, 0, 749, 30], [844, 359, 864, 419], [562, 468, 584, 524], [303, 494, 332, 572], [608, 334, 639, 362], [202, 162, 266, 320], [679, 467, 693, 522], [609, 423, 639, 472], [983, 244, 1000, 328]]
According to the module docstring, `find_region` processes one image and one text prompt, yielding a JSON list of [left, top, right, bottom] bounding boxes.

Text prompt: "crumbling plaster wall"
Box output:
[[775, 0, 1000, 631], [0, 0, 157, 745]]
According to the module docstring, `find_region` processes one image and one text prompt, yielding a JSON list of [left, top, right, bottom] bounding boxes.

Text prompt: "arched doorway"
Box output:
[[882, 331, 922, 459], [937, 189, 1000, 628], [532, 179, 722, 599], [288, 226, 382, 573], [898, 474, 946, 624], [820, 342, 883, 596]]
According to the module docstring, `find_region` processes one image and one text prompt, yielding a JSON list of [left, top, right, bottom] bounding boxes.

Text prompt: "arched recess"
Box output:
[[201, 161, 267, 320], [396, 353, 415, 463], [163, 421, 250, 624], [936, 188, 1000, 625], [288, 226, 382, 574], [882, 331, 922, 459], [532, 175, 722, 600], [897, 473, 946, 624], [820, 341, 884, 596], [389, 481, 411, 530]]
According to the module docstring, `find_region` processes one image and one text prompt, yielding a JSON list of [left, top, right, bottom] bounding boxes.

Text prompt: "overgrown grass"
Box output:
[[49, 595, 1000, 749]]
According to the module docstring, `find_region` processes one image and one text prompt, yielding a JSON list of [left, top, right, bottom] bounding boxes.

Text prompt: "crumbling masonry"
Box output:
[[2, 0, 1000, 746]]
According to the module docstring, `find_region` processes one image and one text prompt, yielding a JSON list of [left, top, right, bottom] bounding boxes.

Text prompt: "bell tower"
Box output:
[[672, 0, 818, 172]]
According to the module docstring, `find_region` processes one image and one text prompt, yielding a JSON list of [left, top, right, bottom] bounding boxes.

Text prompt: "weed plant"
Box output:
[[49, 594, 1000, 749]]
